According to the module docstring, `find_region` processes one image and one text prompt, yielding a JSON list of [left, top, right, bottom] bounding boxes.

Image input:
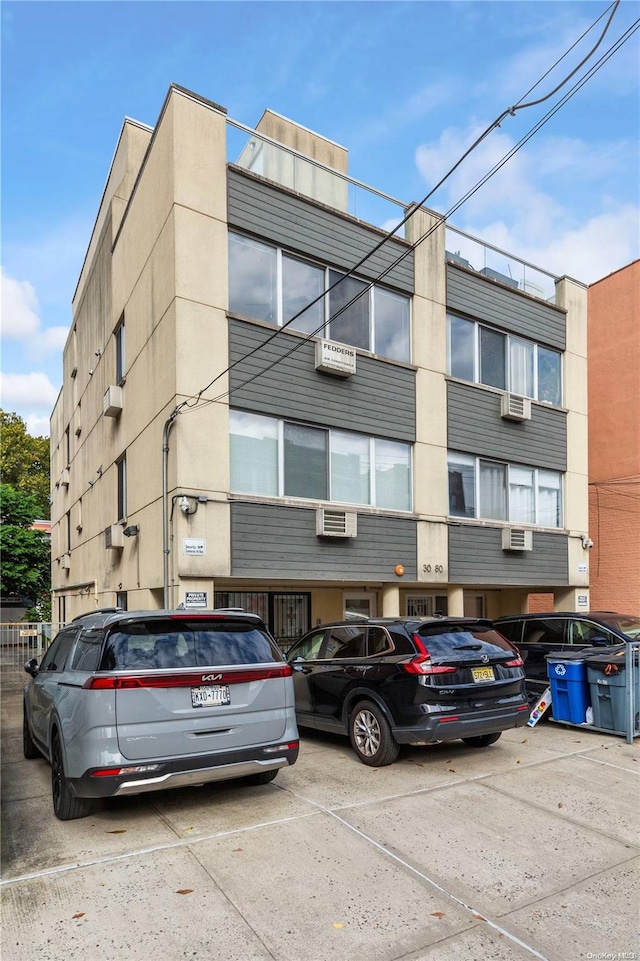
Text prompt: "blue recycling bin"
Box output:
[[546, 651, 591, 724]]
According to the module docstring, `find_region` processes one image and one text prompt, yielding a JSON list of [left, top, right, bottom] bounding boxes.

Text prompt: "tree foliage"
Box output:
[[0, 484, 51, 604], [0, 410, 50, 517]]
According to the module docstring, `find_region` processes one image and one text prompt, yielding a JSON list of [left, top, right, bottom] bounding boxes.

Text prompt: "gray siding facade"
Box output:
[[231, 502, 417, 580], [449, 525, 568, 586], [228, 166, 414, 293], [230, 319, 416, 441], [447, 381, 567, 471], [447, 265, 566, 350]]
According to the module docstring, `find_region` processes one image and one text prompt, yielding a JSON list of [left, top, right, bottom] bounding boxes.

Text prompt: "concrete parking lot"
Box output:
[[1, 668, 638, 961]]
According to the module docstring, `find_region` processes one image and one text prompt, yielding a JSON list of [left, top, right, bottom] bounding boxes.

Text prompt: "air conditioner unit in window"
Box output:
[[316, 509, 357, 538], [501, 393, 531, 422], [105, 524, 124, 549], [60, 469, 70, 487], [502, 527, 533, 552], [103, 385, 123, 417], [61, 553, 71, 570]]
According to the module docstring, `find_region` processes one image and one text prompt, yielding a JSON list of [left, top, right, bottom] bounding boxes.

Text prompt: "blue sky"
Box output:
[[1, 0, 639, 437]]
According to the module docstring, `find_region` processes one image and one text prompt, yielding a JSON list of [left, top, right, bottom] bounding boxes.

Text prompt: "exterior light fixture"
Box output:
[[394, 564, 405, 577], [123, 525, 139, 537]]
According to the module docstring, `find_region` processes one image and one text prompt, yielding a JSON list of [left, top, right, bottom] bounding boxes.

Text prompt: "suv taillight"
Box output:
[[402, 636, 457, 675], [496, 631, 524, 667]]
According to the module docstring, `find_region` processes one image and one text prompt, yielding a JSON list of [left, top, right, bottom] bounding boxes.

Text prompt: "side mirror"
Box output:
[[24, 658, 39, 678], [591, 636, 609, 647]]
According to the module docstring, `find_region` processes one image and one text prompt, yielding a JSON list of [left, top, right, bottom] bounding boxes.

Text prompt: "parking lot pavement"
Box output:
[[1, 669, 638, 961]]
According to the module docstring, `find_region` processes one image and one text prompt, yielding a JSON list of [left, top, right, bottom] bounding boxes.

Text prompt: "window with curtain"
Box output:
[[230, 411, 278, 496], [479, 460, 507, 520], [509, 466, 535, 523], [284, 424, 328, 499], [228, 234, 277, 323], [538, 470, 562, 527], [509, 337, 534, 397]]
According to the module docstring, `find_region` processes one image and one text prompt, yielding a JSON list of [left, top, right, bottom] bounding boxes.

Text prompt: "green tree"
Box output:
[[0, 410, 50, 517], [0, 483, 51, 613]]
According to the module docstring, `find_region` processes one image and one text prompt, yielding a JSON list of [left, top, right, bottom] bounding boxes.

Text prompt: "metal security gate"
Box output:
[[214, 592, 311, 654], [0, 623, 60, 672]]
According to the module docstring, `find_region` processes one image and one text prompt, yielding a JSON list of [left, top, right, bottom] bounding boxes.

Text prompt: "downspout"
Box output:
[[162, 408, 179, 609]]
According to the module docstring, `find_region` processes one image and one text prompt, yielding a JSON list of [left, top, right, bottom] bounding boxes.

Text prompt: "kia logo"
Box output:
[[202, 673, 223, 682]]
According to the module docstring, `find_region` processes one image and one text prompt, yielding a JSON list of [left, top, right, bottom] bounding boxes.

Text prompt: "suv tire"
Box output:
[[51, 733, 94, 821], [349, 701, 400, 767], [23, 705, 41, 759], [243, 769, 279, 786], [462, 732, 502, 748]]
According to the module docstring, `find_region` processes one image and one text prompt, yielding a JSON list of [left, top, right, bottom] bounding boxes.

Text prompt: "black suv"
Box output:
[[495, 611, 640, 699], [285, 616, 529, 766]]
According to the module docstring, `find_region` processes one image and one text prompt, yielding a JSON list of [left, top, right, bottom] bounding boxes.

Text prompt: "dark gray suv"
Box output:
[[23, 609, 299, 820]]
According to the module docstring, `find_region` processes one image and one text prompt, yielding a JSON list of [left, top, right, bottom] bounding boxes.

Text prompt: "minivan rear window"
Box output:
[[99, 619, 281, 671]]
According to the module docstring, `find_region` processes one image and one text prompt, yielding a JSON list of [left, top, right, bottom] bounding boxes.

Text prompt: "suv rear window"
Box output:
[[416, 625, 514, 654], [99, 618, 281, 671]]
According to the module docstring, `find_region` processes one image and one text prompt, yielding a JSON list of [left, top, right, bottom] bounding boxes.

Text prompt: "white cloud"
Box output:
[[1, 267, 69, 358], [25, 414, 51, 439], [0, 372, 60, 411], [415, 122, 639, 283]]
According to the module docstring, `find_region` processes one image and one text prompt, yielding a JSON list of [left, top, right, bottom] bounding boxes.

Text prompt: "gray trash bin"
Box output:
[[585, 646, 640, 734]]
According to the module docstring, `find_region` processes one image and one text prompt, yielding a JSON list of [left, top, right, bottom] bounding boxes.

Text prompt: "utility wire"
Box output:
[[186, 16, 639, 411], [175, 0, 623, 415]]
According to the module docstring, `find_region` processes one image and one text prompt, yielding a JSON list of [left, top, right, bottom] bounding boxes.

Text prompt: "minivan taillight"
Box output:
[[82, 664, 293, 689]]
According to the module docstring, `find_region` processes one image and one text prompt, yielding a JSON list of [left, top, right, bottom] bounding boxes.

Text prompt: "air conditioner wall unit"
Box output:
[[103, 385, 123, 417], [502, 527, 533, 552], [61, 553, 71, 570], [501, 393, 531, 422], [105, 524, 124, 549], [60, 468, 70, 487], [316, 508, 357, 538]]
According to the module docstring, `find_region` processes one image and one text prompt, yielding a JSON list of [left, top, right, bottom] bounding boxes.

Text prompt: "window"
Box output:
[[448, 314, 562, 404], [406, 595, 449, 616], [228, 234, 277, 323], [117, 456, 127, 521], [228, 232, 410, 363], [231, 411, 412, 511], [66, 511, 71, 552], [65, 427, 71, 467], [116, 591, 128, 611], [39, 629, 77, 673], [229, 411, 278, 496], [71, 629, 104, 672], [324, 626, 367, 659], [290, 630, 325, 661], [115, 317, 126, 383], [447, 452, 563, 527]]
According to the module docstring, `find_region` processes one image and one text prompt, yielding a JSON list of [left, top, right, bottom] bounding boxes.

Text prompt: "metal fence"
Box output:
[[0, 622, 60, 672]]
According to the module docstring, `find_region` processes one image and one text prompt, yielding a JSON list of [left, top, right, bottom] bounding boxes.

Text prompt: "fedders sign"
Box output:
[[315, 339, 356, 377]]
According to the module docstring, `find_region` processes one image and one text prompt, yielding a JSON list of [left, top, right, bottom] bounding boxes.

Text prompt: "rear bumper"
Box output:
[[392, 701, 530, 745], [70, 741, 299, 799]]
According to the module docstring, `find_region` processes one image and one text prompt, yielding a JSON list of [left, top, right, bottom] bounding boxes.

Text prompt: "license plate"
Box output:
[[191, 685, 230, 708], [471, 666, 495, 683]]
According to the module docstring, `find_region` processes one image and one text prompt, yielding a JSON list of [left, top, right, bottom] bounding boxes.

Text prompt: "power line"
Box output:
[[175, 0, 624, 415], [187, 15, 639, 412]]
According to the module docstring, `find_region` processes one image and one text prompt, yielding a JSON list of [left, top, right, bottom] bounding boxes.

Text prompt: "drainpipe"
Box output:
[[162, 408, 179, 609]]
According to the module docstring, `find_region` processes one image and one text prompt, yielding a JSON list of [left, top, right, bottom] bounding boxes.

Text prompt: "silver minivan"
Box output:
[[23, 609, 299, 820]]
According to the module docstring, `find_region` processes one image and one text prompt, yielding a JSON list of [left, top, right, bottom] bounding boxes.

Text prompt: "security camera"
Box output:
[[178, 496, 191, 514], [580, 535, 594, 549]]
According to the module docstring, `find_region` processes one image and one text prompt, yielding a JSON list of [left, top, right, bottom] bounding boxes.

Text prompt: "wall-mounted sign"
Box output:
[[577, 594, 588, 607], [183, 538, 206, 556], [185, 591, 207, 608], [578, 563, 587, 574], [315, 339, 356, 377]]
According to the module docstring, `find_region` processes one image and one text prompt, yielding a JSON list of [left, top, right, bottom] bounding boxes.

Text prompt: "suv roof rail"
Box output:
[[72, 607, 124, 621]]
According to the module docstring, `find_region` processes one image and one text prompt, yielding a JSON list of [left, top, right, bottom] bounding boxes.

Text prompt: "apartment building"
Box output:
[[588, 260, 640, 614], [50, 84, 590, 648]]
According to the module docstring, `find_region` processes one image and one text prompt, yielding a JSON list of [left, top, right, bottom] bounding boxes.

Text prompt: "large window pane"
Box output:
[[538, 346, 562, 406], [479, 460, 507, 519], [373, 288, 410, 362], [449, 315, 475, 381], [509, 466, 535, 523], [375, 440, 411, 511], [284, 424, 328, 499], [230, 411, 278, 495], [448, 454, 475, 517], [510, 337, 534, 397], [282, 256, 325, 335], [328, 271, 369, 350], [331, 431, 370, 505], [538, 470, 562, 527], [228, 234, 277, 323], [480, 327, 506, 389]]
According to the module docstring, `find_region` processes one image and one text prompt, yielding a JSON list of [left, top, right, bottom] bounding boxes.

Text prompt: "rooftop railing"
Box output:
[[226, 118, 560, 305]]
